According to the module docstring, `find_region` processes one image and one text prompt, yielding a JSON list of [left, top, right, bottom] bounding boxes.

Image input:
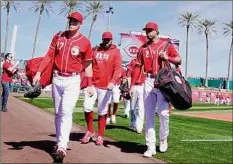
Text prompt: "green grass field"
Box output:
[[17, 96, 233, 164]]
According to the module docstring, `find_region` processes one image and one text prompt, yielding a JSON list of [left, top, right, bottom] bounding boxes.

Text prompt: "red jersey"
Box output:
[[115, 68, 127, 85], [92, 44, 122, 89], [127, 59, 146, 86], [1, 61, 14, 82], [38, 31, 92, 73], [136, 39, 179, 75]]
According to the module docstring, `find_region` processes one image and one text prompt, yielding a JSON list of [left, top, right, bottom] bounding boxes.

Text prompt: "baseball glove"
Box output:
[[119, 81, 131, 100], [24, 83, 42, 99]]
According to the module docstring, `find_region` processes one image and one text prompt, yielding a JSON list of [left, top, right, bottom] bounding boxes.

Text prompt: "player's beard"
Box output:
[[103, 43, 111, 49]]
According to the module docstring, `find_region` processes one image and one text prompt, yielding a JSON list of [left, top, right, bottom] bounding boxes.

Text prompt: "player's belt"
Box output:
[[54, 70, 79, 77], [147, 73, 156, 78]]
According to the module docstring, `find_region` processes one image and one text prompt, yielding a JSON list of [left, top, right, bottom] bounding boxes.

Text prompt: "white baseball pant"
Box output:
[[130, 84, 145, 131], [124, 99, 131, 116], [144, 77, 169, 151], [215, 98, 220, 105], [52, 73, 81, 149], [111, 84, 121, 103], [83, 86, 112, 115]]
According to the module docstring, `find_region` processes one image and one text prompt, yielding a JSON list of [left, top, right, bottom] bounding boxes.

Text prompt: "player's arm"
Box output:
[[84, 42, 93, 87], [37, 33, 61, 74], [130, 49, 143, 88], [4, 62, 19, 74], [33, 32, 60, 85], [111, 50, 122, 84], [166, 44, 182, 65]]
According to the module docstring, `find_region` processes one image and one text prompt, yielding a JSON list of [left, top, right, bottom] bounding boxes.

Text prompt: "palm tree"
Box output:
[[59, 0, 83, 29], [178, 12, 200, 79], [197, 19, 217, 87], [1, 1, 20, 55], [222, 21, 233, 90], [83, 1, 106, 39], [29, 0, 53, 58]]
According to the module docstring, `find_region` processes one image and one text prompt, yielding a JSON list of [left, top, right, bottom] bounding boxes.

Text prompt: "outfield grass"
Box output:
[[18, 96, 233, 164]]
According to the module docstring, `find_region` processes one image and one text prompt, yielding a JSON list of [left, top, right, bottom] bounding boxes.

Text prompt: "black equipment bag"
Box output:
[[154, 42, 192, 110]]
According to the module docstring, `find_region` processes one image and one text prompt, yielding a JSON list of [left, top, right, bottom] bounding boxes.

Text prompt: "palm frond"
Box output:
[[222, 21, 233, 37], [59, 0, 83, 16], [29, 0, 53, 16], [1, 1, 21, 12], [197, 19, 217, 36], [178, 12, 200, 29]]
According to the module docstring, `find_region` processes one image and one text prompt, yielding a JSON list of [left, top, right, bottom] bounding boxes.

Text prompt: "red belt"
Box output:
[[55, 71, 79, 77]]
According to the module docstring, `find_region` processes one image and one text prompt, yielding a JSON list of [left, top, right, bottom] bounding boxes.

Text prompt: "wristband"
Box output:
[[87, 77, 93, 86], [168, 56, 177, 63]]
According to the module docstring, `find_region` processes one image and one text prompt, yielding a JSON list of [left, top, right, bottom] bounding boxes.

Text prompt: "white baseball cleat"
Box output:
[[106, 117, 111, 124], [136, 128, 143, 134], [143, 148, 156, 158], [160, 139, 168, 152], [111, 115, 116, 124]]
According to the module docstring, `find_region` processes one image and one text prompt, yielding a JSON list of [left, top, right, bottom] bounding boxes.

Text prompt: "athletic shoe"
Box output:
[[81, 131, 95, 144], [95, 136, 103, 145], [106, 117, 111, 124], [143, 148, 156, 158], [160, 139, 168, 152], [111, 115, 116, 124]]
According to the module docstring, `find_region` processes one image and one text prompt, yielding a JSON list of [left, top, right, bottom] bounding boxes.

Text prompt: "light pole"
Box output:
[[106, 4, 114, 32]]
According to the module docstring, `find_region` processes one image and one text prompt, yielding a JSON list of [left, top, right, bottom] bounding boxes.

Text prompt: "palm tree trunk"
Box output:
[[4, 11, 10, 55], [32, 12, 42, 58], [88, 15, 97, 39], [227, 38, 233, 89], [205, 34, 209, 87], [185, 26, 189, 79]]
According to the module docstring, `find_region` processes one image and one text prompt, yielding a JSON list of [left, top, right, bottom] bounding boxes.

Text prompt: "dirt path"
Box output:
[[173, 110, 232, 122], [1, 95, 164, 163]]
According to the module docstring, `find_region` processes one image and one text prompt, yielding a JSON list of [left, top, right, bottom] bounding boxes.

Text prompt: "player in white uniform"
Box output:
[[132, 22, 182, 157]]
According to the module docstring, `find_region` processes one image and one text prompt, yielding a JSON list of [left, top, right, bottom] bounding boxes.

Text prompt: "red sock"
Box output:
[[98, 115, 107, 136], [168, 104, 172, 115], [112, 103, 119, 115], [85, 111, 94, 133], [107, 104, 111, 118]]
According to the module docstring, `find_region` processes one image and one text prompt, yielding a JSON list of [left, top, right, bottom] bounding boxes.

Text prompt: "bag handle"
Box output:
[[161, 40, 172, 69]]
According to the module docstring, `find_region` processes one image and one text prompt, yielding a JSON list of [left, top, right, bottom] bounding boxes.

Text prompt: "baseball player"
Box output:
[[127, 58, 146, 133], [1, 53, 19, 112], [132, 22, 181, 157], [106, 67, 126, 124], [226, 94, 231, 105], [33, 11, 94, 160], [215, 93, 220, 105], [82, 31, 122, 145]]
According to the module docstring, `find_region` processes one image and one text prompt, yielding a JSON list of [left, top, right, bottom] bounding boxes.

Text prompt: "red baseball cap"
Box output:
[[67, 11, 83, 24], [102, 31, 113, 39], [143, 22, 159, 31]]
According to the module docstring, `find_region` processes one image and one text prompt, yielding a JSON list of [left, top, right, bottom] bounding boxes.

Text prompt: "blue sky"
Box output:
[[1, 1, 232, 78]]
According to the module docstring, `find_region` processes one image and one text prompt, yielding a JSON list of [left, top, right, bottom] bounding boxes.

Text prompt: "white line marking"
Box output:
[[181, 139, 233, 142]]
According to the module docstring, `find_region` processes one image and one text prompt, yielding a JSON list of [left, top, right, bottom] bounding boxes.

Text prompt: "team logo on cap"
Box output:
[[71, 46, 80, 56]]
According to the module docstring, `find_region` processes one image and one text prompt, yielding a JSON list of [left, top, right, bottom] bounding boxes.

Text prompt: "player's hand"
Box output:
[[129, 87, 134, 98], [86, 86, 94, 97], [33, 72, 41, 86], [107, 82, 114, 90], [159, 51, 168, 60]]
